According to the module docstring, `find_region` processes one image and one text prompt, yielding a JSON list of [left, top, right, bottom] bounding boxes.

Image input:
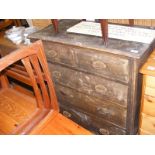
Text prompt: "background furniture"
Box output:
[[0, 31, 25, 57], [29, 20, 155, 134], [51, 19, 134, 45], [0, 19, 23, 31], [0, 40, 91, 135], [139, 50, 155, 134], [30, 19, 155, 28], [109, 19, 155, 27], [27, 19, 52, 29]]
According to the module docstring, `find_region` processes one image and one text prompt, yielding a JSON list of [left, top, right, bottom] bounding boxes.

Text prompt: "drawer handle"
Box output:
[[48, 50, 58, 58], [95, 85, 107, 94], [92, 61, 107, 70], [145, 96, 153, 103], [63, 111, 72, 118], [99, 128, 110, 135], [53, 71, 61, 79]]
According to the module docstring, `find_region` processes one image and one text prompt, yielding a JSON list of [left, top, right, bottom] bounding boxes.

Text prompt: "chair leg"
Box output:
[[0, 74, 9, 89]]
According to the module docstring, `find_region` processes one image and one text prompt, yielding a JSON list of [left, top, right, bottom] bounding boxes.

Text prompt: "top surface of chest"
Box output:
[[29, 20, 154, 59]]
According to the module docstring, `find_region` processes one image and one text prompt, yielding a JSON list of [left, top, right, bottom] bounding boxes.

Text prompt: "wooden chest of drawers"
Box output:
[[139, 50, 155, 134], [29, 20, 155, 134]]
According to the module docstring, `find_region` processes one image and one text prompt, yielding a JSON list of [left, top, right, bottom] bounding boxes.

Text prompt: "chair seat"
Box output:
[[30, 111, 92, 135], [0, 88, 37, 134]]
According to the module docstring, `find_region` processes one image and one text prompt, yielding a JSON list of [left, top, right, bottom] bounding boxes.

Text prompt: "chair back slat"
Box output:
[[36, 41, 59, 110], [29, 55, 51, 109], [21, 57, 44, 109], [0, 48, 36, 72]]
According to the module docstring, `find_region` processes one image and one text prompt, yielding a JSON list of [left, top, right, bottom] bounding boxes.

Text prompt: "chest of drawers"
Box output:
[[139, 50, 155, 134], [29, 20, 155, 134]]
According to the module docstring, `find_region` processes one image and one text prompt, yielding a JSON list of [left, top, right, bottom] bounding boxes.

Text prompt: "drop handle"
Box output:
[[63, 111, 72, 118], [53, 71, 61, 79], [48, 49, 58, 58], [99, 128, 110, 135], [95, 85, 107, 94], [92, 61, 107, 70]]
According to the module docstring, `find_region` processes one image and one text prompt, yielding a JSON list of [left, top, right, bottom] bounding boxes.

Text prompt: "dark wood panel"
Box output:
[[55, 84, 127, 128], [49, 63, 128, 107], [43, 41, 77, 66], [60, 104, 126, 135], [44, 41, 129, 83], [75, 47, 129, 83]]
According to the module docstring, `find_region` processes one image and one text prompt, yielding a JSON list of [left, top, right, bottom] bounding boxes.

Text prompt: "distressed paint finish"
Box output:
[[29, 20, 155, 134], [49, 63, 128, 107], [44, 41, 130, 83], [55, 84, 127, 128], [60, 104, 126, 135]]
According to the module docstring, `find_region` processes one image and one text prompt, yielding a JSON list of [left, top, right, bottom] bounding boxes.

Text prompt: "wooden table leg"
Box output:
[[99, 19, 108, 45], [51, 19, 59, 33], [129, 19, 134, 26]]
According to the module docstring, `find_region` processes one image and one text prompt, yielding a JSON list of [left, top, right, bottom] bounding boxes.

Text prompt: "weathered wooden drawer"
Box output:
[[74, 47, 130, 83], [43, 41, 77, 66], [49, 64, 128, 107], [55, 84, 127, 128], [60, 104, 126, 135], [43, 41, 130, 83]]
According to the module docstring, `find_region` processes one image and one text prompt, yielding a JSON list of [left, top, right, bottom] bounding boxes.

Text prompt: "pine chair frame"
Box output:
[[0, 40, 91, 135], [0, 40, 59, 134]]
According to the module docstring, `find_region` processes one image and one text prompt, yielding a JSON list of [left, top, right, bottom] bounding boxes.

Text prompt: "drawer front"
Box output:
[[56, 84, 127, 128], [43, 41, 77, 66], [141, 95, 155, 117], [49, 64, 128, 107], [75, 48, 129, 83], [60, 104, 126, 135], [140, 113, 155, 134], [43, 41, 130, 83]]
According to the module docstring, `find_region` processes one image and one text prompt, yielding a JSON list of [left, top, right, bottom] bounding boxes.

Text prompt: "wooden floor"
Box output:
[[0, 88, 37, 134], [0, 88, 91, 135], [30, 111, 92, 135]]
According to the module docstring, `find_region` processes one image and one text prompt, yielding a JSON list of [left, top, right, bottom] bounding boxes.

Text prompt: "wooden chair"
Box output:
[[0, 40, 92, 135]]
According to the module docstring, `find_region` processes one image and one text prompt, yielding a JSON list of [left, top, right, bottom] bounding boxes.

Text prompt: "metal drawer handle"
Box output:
[[99, 128, 110, 135], [53, 71, 61, 79], [63, 111, 72, 118], [48, 49, 58, 58], [145, 96, 153, 103], [95, 85, 107, 94], [92, 61, 107, 70]]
